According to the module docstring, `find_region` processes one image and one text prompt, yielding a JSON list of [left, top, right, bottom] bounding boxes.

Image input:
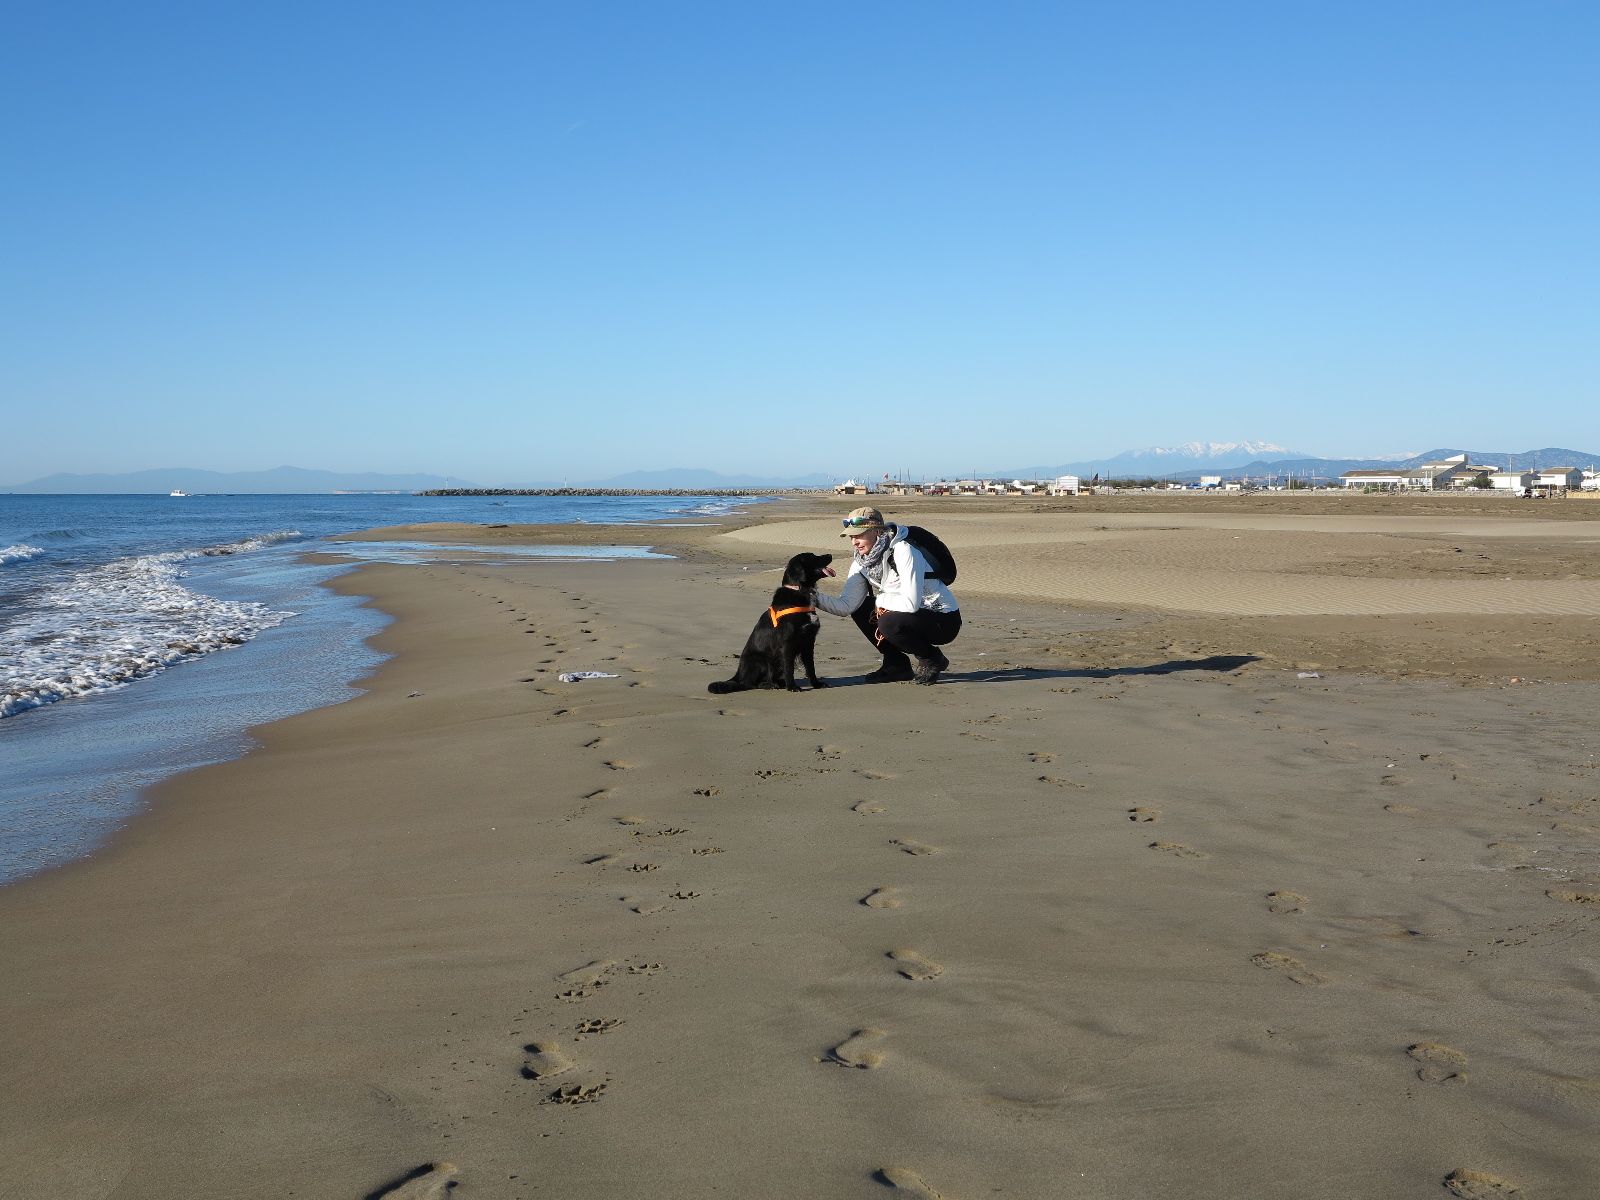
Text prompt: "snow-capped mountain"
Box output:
[[1111, 441, 1301, 466], [994, 441, 1304, 479]]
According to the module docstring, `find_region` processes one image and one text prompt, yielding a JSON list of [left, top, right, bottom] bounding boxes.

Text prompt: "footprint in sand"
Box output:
[[692, 787, 721, 796], [583, 737, 607, 748], [854, 801, 887, 814], [1444, 1169, 1519, 1198], [614, 815, 647, 825], [624, 897, 667, 914], [857, 770, 894, 780], [818, 745, 848, 759], [603, 760, 636, 771], [718, 709, 746, 717], [1267, 890, 1308, 915], [576, 1018, 622, 1035], [584, 854, 621, 866], [891, 838, 939, 855], [877, 1167, 949, 1196], [1407, 1042, 1469, 1085], [1485, 843, 1528, 868], [1038, 776, 1084, 788], [523, 1041, 577, 1078], [961, 732, 997, 742], [1381, 774, 1412, 786], [377, 1163, 459, 1200], [1251, 951, 1328, 986], [1383, 803, 1432, 818], [544, 1082, 606, 1105], [1149, 841, 1208, 858], [557, 960, 616, 986], [888, 949, 944, 980], [1547, 889, 1600, 904], [1027, 752, 1056, 763], [826, 1027, 887, 1068], [1129, 807, 1162, 822], [862, 887, 901, 908], [627, 962, 665, 975]]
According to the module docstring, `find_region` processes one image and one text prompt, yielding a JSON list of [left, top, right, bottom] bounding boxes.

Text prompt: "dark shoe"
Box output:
[[913, 660, 942, 685], [927, 649, 950, 672], [862, 665, 915, 684]]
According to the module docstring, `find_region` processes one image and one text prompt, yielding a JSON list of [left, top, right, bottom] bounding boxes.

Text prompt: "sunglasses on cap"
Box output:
[[841, 516, 883, 528]]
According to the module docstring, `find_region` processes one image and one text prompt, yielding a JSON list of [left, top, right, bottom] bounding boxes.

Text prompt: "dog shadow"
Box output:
[[838, 654, 1262, 686]]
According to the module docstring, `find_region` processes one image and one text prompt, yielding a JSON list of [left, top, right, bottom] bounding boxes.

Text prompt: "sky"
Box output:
[[2, 1, 1597, 485]]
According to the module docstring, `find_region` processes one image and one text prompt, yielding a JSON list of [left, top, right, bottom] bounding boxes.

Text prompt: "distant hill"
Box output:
[[567, 468, 837, 489], [1153, 447, 1600, 483], [4, 466, 469, 494], [993, 441, 1304, 479]]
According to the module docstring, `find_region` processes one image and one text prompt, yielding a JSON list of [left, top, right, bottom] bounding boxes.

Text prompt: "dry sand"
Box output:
[[1, 495, 1597, 1198]]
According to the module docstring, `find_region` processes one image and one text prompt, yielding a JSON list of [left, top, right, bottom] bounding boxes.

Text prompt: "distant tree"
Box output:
[[1468, 472, 1493, 489]]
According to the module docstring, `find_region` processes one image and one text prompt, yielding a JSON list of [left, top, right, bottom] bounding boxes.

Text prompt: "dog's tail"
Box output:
[[706, 679, 748, 695]]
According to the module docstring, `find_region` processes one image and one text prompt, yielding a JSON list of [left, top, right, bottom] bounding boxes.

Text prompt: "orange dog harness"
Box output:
[[768, 604, 816, 625]]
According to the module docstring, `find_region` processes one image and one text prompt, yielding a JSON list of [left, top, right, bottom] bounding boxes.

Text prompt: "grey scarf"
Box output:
[[855, 529, 893, 590]]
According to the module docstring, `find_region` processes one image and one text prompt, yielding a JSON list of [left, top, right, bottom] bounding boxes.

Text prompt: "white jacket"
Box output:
[[813, 526, 959, 616]]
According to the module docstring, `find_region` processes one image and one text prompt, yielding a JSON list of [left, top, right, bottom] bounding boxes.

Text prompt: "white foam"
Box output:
[[0, 532, 301, 719], [669, 498, 763, 516], [0, 544, 45, 565]]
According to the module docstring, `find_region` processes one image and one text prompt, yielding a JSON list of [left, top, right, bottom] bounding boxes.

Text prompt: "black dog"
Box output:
[[708, 553, 835, 693]]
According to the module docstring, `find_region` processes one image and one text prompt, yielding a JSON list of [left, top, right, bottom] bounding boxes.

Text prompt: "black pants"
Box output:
[[851, 601, 962, 670]]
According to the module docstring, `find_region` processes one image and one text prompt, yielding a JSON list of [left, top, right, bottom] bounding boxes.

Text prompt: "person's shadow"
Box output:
[[838, 653, 1262, 686]]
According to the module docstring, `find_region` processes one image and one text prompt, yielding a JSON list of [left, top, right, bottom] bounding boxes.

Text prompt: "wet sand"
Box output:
[[1, 496, 1597, 1198]]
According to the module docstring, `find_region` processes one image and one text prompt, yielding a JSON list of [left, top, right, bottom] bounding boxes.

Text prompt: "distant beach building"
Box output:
[[1340, 454, 1477, 489], [1533, 467, 1583, 494], [1048, 475, 1080, 495], [1487, 470, 1536, 491], [1199, 475, 1222, 488], [834, 479, 872, 495]]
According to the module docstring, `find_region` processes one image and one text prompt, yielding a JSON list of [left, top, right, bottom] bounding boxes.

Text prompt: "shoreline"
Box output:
[[1, 504, 1597, 1196]]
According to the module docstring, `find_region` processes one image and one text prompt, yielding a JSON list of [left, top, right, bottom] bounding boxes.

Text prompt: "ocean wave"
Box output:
[[668, 497, 765, 516], [0, 544, 46, 565], [0, 533, 301, 719]]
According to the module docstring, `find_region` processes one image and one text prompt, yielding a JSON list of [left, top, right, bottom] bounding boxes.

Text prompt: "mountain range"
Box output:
[[7, 446, 1599, 493], [1146, 448, 1600, 484], [994, 441, 1305, 478]]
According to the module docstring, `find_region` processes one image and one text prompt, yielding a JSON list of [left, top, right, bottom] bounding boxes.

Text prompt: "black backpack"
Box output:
[[895, 525, 957, 585]]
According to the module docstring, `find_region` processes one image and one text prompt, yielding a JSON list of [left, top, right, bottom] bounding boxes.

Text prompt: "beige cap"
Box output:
[[840, 506, 887, 536]]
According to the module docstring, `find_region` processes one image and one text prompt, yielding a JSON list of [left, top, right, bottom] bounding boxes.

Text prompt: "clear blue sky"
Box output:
[[3, 1, 1596, 484]]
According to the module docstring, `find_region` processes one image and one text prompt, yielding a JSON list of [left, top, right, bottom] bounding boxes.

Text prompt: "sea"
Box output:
[[0, 492, 770, 886]]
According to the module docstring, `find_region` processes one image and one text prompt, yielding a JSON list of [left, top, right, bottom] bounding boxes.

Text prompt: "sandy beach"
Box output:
[[2, 494, 1598, 1198]]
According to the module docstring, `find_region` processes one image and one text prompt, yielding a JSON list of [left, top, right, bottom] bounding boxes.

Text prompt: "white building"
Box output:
[[1048, 475, 1080, 495], [1488, 470, 1536, 491], [1341, 454, 1476, 489], [1534, 467, 1583, 492]]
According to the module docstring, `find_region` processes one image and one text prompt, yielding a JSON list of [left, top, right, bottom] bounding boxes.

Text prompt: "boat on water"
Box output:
[[169, 489, 189, 497]]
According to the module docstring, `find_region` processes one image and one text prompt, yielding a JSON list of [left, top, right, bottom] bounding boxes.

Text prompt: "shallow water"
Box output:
[[0, 492, 770, 885]]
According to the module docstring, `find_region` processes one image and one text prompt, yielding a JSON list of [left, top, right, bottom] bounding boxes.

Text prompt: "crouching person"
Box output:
[[813, 507, 960, 685]]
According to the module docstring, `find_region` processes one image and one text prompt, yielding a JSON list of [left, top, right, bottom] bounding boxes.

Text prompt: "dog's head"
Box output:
[[782, 552, 835, 589]]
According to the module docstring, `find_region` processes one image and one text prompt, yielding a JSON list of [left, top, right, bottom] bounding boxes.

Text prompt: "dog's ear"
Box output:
[[781, 554, 809, 586]]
